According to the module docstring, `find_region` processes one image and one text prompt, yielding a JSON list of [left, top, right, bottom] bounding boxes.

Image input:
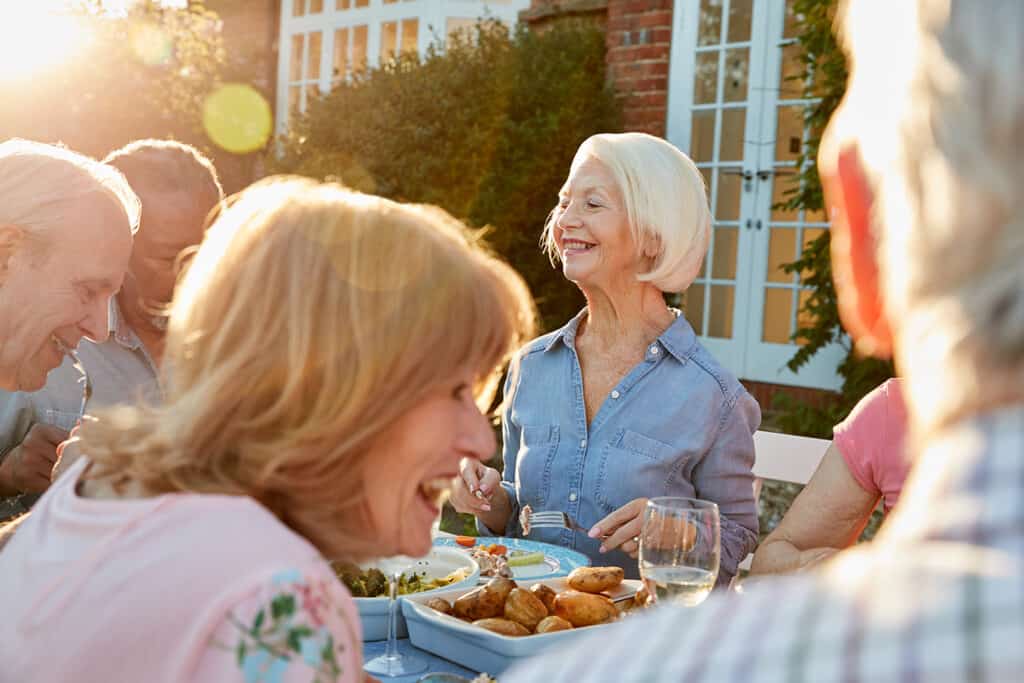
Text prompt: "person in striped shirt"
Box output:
[[505, 1, 1024, 680]]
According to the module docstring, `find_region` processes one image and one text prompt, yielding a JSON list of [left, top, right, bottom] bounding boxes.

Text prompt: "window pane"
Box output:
[[775, 105, 804, 163], [352, 25, 368, 72], [306, 84, 320, 110], [800, 227, 825, 281], [708, 285, 734, 338], [292, 0, 305, 17], [727, 0, 753, 43], [402, 19, 419, 55], [697, 0, 722, 46], [779, 41, 803, 99], [290, 33, 304, 82], [719, 107, 744, 161], [289, 86, 301, 115], [355, 0, 369, 8], [711, 226, 737, 280], [767, 227, 797, 283], [337, 0, 350, 9], [715, 170, 741, 221], [796, 288, 817, 343], [310, 0, 324, 11], [690, 110, 715, 162], [771, 176, 798, 222], [784, 0, 802, 39], [381, 21, 397, 61], [805, 204, 827, 223], [683, 284, 706, 335], [333, 28, 349, 82], [308, 31, 322, 80], [447, 18, 476, 41], [762, 288, 793, 343], [693, 51, 719, 104], [722, 48, 749, 102]]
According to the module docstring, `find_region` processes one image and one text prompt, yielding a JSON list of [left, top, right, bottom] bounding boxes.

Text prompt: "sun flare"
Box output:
[[0, 4, 91, 83]]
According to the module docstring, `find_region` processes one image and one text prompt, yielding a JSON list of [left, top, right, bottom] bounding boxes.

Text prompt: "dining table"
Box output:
[[362, 637, 479, 682]]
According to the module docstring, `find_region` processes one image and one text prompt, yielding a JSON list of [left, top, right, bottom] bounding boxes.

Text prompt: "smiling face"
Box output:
[[360, 370, 496, 558], [551, 156, 640, 292], [0, 194, 132, 391]]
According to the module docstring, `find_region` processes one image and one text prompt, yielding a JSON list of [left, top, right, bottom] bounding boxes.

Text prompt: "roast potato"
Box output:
[[529, 583, 557, 613], [567, 566, 624, 594], [487, 576, 517, 603], [453, 583, 506, 621], [634, 585, 651, 607], [552, 590, 619, 627], [472, 617, 530, 637], [504, 588, 548, 631], [425, 598, 453, 616], [535, 615, 574, 633]]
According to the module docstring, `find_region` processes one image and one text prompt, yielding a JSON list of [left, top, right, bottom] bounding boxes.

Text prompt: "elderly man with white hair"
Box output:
[[0, 140, 138, 498], [504, 0, 1024, 680]]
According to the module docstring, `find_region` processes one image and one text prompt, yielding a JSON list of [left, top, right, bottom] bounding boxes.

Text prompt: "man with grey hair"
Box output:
[[505, 0, 1024, 680]]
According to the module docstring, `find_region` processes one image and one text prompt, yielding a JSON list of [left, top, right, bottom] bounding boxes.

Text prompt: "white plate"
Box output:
[[402, 576, 643, 674], [349, 546, 480, 641], [432, 537, 591, 581]]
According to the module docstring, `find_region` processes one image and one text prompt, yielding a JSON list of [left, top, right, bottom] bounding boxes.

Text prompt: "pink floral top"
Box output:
[[0, 458, 362, 683]]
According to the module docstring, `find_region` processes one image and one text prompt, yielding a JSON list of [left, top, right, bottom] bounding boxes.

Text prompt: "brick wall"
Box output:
[[605, 0, 673, 136]]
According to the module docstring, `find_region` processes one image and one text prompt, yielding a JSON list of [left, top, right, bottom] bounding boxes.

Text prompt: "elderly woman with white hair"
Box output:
[[452, 132, 760, 586]]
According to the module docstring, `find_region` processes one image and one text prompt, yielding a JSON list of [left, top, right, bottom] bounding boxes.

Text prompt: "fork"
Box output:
[[526, 510, 590, 535]]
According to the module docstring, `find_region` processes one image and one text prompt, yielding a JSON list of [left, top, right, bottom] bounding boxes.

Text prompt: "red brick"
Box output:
[[651, 27, 672, 43], [633, 11, 671, 28], [632, 76, 669, 91]]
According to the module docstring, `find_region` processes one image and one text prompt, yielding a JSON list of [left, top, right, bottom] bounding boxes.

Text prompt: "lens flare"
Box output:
[[130, 22, 174, 66], [0, 7, 91, 82], [202, 83, 273, 154]]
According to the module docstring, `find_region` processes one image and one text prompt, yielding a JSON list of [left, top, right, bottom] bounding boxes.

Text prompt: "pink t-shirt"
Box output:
[[832, 378, 910, 512], [0, 458, 362, 683]]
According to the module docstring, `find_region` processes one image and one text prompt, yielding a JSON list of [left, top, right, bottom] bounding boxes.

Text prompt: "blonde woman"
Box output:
[[0, 177, 535, 682], [451, 133, 760, 587]]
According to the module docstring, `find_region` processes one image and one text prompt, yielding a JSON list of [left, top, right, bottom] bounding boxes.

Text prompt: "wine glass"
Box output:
[[363, 557, 429, 678], [638, 497, 720, 607]]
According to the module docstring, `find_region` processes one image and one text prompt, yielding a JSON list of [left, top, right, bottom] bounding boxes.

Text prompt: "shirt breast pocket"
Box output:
[[513, 424, 560, 510], [595, 429, 680, 513]]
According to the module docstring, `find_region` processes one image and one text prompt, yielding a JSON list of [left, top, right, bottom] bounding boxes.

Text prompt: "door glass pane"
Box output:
[[762, 288, 793, 343], [806, 204, 827, 223], [381, 21, 397, 61], [308, 32, 322, 80], [310, 0, 324, 11], [352, 25, 368, 72], [719, 107, 745, 161], [800, 227, 825, 280], [698, 166, 712, 202], [715, 171, 741, 221], [779, 42, 803, 99], [796, 288, 816, 341], [333, 29, 349, 83], [775, 105, 804, 162], [337, 0, 351, 10], [355, 0, 369, 8], [708, 285, 734, 338], [698, 0, 723, 46], [293, 0, 305, 17], [690, 110, 715, 162], [722, 48, 749, 102], [305, 84, 320, 109], [694, 52, 719, 104], [683, 284, 706, 334], [767, 228, 797, 283], [402, 19, 419, 55], [290, 34, 304, 82], [711, 227, 738, 279], [727, 0, 753, 43], [771, 177, 798, 221], [784, 0, 802, 39], [289, 86, 301, 115]]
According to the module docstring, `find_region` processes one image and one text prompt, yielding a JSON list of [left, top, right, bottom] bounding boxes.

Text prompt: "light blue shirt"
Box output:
[[482, 309, 761, 585]]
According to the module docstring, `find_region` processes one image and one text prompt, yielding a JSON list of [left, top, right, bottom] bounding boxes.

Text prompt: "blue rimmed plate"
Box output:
[[433, 536, 590, 581]]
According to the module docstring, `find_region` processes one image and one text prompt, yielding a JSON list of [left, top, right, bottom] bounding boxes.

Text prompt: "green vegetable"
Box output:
[[507, 551, 545, 567]]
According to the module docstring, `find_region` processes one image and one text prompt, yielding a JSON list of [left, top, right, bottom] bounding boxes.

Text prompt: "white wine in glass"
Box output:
[[639, 497, 720, 607]]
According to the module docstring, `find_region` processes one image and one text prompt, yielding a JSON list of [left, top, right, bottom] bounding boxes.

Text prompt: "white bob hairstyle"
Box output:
[[542, 132, 711, 293], [0, 139, 141, 245]]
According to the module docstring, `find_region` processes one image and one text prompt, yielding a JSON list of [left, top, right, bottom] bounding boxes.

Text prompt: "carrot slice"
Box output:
[[489, 544, 508, 556], [455, 536, 476, 547]]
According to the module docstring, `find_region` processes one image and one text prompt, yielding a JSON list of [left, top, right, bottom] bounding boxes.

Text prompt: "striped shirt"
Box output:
[[504, 406, 1024, 682]]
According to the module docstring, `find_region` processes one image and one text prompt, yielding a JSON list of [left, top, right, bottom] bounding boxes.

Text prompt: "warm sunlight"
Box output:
[[0, 3, 91, 82]]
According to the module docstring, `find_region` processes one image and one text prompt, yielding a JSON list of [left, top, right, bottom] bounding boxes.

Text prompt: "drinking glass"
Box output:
[[638, 497, 720, 607], [363, 557, 428, 678]]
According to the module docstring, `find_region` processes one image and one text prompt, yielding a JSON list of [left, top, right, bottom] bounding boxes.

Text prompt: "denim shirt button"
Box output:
[[610, 390, 620, 399], [580, 439, 587, 448], [649, 346, 660, 355], [569, 492, 578, 502]]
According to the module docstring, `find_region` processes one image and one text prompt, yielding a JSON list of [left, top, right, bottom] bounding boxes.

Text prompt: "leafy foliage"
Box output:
[[772, 0, 893, 438], [271, 20, 621, 332]]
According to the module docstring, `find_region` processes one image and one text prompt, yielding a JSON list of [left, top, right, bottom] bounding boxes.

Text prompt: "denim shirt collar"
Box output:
[[542, 307, 698, 364], [108, 296, 144, 352]]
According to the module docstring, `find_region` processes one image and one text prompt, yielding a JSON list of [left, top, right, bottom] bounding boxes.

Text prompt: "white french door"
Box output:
[[667, 0, 844, 390]]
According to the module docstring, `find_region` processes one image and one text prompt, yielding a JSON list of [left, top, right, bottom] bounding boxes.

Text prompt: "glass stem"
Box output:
[[385, 570, 400, 660]]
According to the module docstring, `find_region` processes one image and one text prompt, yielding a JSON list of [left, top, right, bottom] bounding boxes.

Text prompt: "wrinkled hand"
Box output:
[[450, 457, 502, 515], [0, 424, 68, 495], [589, 497, 648, 559]]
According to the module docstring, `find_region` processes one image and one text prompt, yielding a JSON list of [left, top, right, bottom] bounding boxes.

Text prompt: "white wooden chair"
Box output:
[[736, 430, 832, 572]]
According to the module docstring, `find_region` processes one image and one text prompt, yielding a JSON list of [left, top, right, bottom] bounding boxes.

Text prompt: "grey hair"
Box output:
[[0, 139, 141, 245], [837, 0, 1024, 429], [103, 139, 224, 208]]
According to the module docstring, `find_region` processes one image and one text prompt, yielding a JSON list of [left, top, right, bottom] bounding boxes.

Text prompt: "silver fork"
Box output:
[[526, 510, 589, 535]]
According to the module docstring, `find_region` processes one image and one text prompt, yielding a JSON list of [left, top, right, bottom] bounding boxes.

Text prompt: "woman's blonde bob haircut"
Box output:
[[80, 176, 536, 560], [541, 132, 711, 293]]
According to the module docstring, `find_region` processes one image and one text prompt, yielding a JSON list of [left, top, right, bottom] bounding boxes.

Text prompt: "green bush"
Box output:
[[270, 20, 621, 332]]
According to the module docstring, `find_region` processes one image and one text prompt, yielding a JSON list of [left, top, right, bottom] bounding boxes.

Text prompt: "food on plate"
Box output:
[[529, 583, 557, 613], [469, 545, 512, 578], [455, 535, 477, 547], [472, 617, 531, 637], [503, 588, 548, 630], [519, 504, 533, 535], [507, 551, 545, 567], [453, 577, 512, 620], [535, 615, 574, 633], [566, 566, 625, 594], [552, 590, 618, 627], [331, 562, 470, 598], [425, 598, 454, 615], [488, 576, 517, 603], [634, 585, 651, 607]]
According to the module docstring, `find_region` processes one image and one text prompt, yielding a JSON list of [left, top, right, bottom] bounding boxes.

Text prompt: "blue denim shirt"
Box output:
[[480, 309, 761, 585]]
